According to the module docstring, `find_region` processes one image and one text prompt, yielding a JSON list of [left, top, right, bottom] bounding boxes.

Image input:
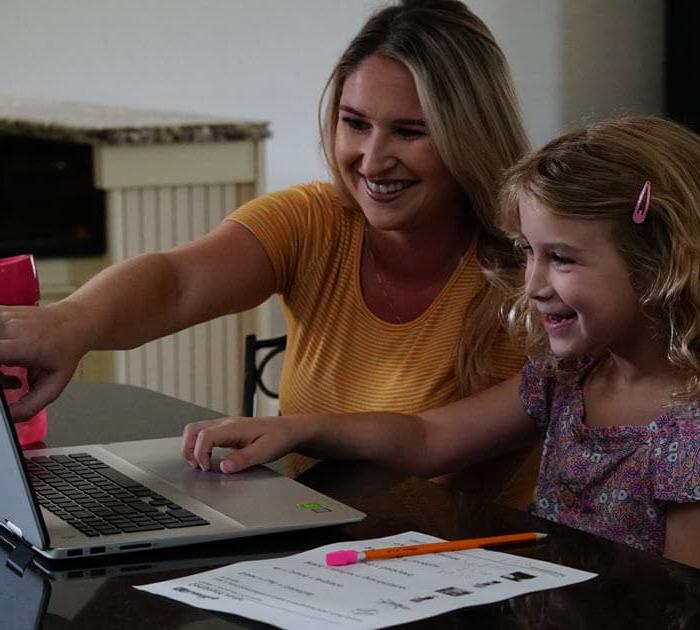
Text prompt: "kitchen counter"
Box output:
[[0, 95, 272, 415], [0, 95, 269, 145]]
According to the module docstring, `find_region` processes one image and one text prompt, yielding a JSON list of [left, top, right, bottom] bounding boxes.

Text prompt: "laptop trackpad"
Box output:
[[101, 437, 322, 528]]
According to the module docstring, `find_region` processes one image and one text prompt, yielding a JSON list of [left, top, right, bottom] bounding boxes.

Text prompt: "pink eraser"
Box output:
[[326, 550, 359, 566]]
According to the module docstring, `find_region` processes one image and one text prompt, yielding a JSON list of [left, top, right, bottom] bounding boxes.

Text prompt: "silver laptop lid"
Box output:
[[0, 388, 49, 552]]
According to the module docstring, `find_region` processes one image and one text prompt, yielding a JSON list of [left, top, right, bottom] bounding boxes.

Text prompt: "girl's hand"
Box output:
[[181, 416, 309, 474], [0, 302, 84, 419]]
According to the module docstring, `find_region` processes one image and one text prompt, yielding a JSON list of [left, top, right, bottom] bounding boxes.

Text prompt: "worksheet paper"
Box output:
[[136, 531, 596, 629]]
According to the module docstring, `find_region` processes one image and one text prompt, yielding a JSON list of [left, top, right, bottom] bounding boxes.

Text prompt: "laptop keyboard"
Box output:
[[26, 453, 209, 537]]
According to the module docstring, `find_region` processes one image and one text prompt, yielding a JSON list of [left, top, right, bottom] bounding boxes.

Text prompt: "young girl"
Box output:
[[182, 116, 700, 568]]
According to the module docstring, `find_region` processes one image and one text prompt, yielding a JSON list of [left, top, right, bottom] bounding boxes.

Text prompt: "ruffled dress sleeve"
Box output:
[[652, 414, 700, 503], [518, 358, 555, 436]]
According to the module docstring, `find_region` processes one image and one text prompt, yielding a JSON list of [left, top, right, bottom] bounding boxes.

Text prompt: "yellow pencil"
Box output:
[[325, 532, 548, 566]]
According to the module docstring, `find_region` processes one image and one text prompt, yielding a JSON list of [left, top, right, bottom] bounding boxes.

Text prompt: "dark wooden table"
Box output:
[[1, 382, 699, 629]]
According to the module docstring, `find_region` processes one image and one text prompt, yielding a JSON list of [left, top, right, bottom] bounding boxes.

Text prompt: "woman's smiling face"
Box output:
[[519, 194, 646, 360], [334, 54, 465, 233]]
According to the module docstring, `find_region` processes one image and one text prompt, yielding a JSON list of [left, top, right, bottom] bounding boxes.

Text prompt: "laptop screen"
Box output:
[[0, 388, 49, 551]]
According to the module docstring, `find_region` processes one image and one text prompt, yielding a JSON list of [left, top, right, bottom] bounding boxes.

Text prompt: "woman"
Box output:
[[0, 0, 535, 505]]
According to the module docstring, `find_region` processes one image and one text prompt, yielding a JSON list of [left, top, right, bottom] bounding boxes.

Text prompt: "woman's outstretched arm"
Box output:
[[0, 221, 275, 419]]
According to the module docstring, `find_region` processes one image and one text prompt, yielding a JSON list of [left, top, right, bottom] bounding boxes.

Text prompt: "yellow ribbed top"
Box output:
[[231, 182, 523, 415]]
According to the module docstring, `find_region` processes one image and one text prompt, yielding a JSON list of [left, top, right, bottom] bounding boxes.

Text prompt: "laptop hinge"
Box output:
[[6, 538, 35, 576]]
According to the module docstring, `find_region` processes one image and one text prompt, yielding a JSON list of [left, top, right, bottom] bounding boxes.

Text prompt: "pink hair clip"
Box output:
[[632, 180, 651, 224]]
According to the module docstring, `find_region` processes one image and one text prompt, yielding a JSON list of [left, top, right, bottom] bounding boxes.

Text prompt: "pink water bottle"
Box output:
[[0, 254, 48, 445]]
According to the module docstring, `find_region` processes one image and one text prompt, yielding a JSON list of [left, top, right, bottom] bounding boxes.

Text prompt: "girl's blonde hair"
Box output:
[[319, 0, 530, 395], [499, 115, 700, 397]]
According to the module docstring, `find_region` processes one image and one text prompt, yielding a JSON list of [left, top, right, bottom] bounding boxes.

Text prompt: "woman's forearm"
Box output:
[[59, 252, 182, 352], [53, 220, 278, 354]]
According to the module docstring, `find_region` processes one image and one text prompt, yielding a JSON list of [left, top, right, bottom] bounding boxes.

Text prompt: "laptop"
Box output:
[[0, 388, 364, 563]]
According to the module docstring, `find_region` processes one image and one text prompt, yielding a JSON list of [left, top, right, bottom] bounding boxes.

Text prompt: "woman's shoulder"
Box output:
[[281, 180, 340, 203], [298, 181, 363, 235], [232, 180, 359, 236], [249, 181, 341, 212], [229, 181, 357, 293]]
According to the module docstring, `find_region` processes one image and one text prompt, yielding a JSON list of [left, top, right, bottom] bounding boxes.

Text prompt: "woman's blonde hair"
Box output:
[[499, 115, 700, 397], [319, 0, 530, 395]]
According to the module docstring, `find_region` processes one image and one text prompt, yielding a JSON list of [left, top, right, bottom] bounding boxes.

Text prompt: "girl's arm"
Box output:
[[0, 221, 276, 419], [664, 502, 700, 568], [183, 374, 536, 477]]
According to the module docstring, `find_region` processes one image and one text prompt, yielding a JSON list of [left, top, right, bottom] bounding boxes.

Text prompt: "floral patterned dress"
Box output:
[[520, 359, 700, 554]]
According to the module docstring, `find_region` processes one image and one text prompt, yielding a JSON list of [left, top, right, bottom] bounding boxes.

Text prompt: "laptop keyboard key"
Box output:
[[94, 468, 144, 489], [96, 526, 122, 535], [112, 505, 138, 515], [167, 508, 198, 520], [120, 523, 166, 532], [162, 519, 209, 528]]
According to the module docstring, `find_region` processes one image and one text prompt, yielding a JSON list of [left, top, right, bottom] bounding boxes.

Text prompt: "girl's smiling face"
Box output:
[[518, 194, 646, 360]]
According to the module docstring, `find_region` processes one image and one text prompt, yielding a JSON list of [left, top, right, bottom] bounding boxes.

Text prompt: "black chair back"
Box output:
[[242, 334, 287, 416]]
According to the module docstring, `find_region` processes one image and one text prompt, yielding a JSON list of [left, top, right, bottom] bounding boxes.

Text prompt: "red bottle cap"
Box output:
[[0, 255, 40, 306]]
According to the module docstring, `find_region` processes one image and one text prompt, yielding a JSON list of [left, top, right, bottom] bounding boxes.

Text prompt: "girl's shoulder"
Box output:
[[520, 355, 594, 393], [652, 403, 700, 503], [519, 356, 591, 430], [657, 401, 700, 441]]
